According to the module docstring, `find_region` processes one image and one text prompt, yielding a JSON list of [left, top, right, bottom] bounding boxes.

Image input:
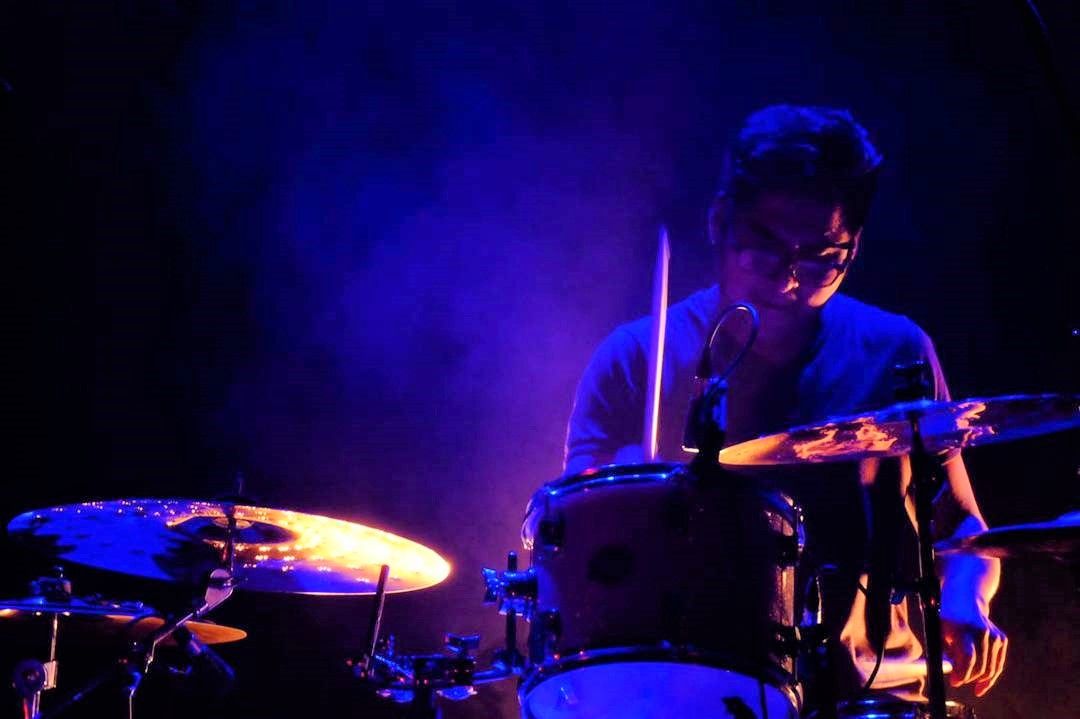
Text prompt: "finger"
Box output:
[[957, 633, 979, 685], [975, 635, 1008, 697], [972, 628, 991, 684], [949, 637, 976, 686]]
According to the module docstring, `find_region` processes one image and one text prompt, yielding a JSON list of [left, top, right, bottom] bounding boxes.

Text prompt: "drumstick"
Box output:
[[643, 226, 670, 461]]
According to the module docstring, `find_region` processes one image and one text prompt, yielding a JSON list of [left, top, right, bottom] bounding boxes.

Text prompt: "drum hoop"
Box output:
[[522, 463, 806, 552], [526, 462, 686, 508], [824, 698, 975, 719], [524, 462, 804, 521], [518, 642, 802, 714]]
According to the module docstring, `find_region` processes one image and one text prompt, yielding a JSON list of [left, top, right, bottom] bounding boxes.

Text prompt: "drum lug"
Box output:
[[537, 515, 565, 553], [776, 532, 802, 567], [527, 609, 561, 665], [482, 566, 537, 618]]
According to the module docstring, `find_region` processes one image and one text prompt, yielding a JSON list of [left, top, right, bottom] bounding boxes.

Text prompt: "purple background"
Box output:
[[2, 2, 1077, 717]]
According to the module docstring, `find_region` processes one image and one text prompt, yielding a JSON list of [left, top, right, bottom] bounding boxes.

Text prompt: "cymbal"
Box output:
[[0, 596, 246, 645], [717, 393, 1079, 466], [7, 500, 452, 595], [934, 511, 1080, 560]]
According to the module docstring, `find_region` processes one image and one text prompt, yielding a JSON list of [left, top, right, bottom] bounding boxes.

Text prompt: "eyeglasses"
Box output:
[[727, 225, 855, 289]]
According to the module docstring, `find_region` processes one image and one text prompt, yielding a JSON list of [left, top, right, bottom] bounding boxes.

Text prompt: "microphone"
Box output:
[[682, 302, 759, 459]]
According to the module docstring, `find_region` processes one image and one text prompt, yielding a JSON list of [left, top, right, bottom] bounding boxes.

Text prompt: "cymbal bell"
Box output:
[[8, 500, 452, 595], [934, 511, 1080, 560], [718, 393, 1078, 467], [0, 596, 246, 645]]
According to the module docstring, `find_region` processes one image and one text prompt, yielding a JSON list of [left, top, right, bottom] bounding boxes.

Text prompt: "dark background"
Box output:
[[1, 2, 1077, 718]]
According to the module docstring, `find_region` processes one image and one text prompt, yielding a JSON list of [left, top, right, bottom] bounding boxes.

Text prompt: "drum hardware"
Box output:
[[350, 551, 527, 717], [6, 496, 451, 718], [34, 553, 240, 718], [1, 566, 243, 719], [357, 632, 517, 718], [349, 552, 527, 712], [481, 551, 531, 673], [7, 569, 67, 719], [482, 552, 537, 618], [718, 384, 1079, 719], [535, 516, 565, 553]]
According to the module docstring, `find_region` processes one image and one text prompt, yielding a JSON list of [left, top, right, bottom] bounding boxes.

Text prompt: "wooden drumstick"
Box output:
[[643, 226, 670, 461]]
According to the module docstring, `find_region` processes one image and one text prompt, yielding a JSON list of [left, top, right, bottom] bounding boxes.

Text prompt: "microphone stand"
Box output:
[[892, 362, 948, 719], [906, 412, 948, 719]]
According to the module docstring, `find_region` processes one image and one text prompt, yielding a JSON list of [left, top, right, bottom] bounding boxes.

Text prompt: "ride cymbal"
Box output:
[[718, 393, 1078, 466], [8, 500, 451, 595]]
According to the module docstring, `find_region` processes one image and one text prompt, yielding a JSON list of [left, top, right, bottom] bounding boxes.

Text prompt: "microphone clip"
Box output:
[[683, 375, 729, 462]]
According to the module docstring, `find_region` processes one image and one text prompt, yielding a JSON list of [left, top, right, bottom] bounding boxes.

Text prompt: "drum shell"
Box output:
[[521, 463, 803, 683]]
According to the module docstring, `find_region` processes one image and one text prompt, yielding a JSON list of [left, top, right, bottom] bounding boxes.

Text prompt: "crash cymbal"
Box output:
[[0, 596, 246, 645], [934, 511, 1080, 560], [8, 500, 451, 595], [120, 615, 247, 645], [718, 393, 1079, 466]]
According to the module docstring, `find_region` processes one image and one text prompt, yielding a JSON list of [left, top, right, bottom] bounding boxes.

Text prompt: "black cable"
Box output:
[[697, 302, 760, 380], [860, 636, 888, 695]]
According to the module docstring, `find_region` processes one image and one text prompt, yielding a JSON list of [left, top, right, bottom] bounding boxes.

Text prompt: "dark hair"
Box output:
[[717, 104, 883, 233]]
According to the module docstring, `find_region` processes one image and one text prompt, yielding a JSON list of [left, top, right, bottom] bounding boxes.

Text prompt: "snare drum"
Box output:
[[518, 463, 805, 719]]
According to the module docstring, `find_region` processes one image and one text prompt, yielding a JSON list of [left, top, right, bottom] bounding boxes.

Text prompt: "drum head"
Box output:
[[522, 662, 799, 719]]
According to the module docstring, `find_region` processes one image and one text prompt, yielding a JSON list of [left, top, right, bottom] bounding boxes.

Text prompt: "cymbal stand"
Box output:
[[38, 506, 241, 719], [906, 409, 948, 719], [11, 572, 68, 719]]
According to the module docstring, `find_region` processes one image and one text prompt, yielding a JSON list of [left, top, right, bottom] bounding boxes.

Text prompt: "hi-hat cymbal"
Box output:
[[7, 500, 452, 595], [934, 511, 1080, 560], [718, 393, 1079, 467], [0, 596, 246, 645]]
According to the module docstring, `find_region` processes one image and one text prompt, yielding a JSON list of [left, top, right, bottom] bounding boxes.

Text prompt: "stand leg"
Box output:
[[12, 659, 46, 719], [405, 687, 441, 719], [909, 423, 947, 719]]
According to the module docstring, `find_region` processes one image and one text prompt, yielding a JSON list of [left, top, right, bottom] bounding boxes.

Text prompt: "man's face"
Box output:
[[716, 191, 858, 313]]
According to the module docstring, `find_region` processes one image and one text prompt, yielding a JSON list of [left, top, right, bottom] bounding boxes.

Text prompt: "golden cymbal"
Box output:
[[0, 596, 246, 645], [8, 499, 452, 595], [718, 393, 1078, 467], [935, 511, 1080, 560]]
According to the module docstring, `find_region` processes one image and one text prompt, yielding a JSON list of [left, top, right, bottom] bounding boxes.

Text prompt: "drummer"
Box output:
[[564, 105, 1006, 708]]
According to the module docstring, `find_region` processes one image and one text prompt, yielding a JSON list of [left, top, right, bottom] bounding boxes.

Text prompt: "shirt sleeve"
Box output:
[[563, 326, 646, 475], [905, 322, 962, 461]]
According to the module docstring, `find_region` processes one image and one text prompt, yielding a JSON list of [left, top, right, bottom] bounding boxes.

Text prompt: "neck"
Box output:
[[754, 311, 820, 365]]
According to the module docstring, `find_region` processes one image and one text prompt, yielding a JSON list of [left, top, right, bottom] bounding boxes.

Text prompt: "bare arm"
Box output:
[[933, 454, 1007, 696]]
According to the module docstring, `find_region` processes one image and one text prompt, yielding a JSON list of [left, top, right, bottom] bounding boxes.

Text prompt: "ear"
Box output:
[[708, 193, 733, 247]]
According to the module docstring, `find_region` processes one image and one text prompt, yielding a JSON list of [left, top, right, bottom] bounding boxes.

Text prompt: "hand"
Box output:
[[941, 602, 1007, 696]]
